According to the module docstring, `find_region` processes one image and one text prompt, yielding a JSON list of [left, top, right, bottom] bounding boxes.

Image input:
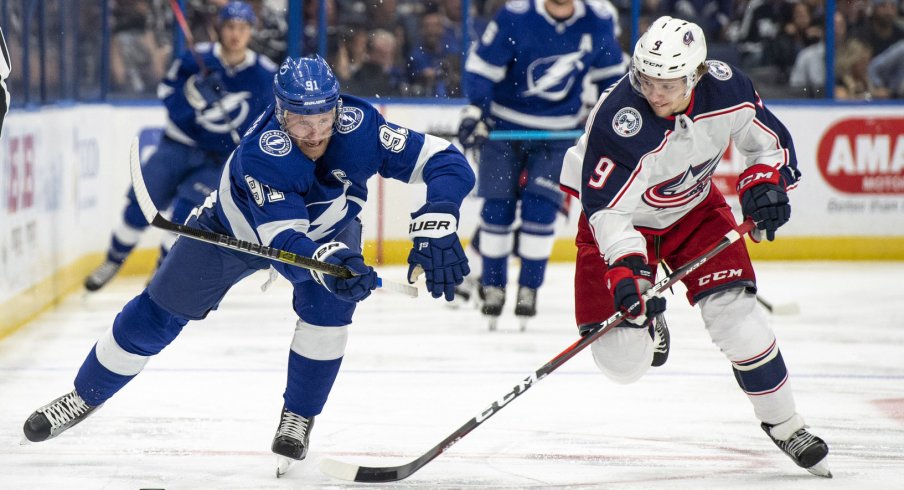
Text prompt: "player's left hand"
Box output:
[[457, 105, 489, 150], [184, 72, 225, 111], [310, 242, 378, 302], [737, 164, 791, 241], [407, 202, 470, 301]]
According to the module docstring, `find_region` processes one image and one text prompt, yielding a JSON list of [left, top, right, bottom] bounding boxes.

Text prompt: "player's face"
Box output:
[[283, 111, 336, 160], [219, 20, 253, 53], [636, 72, 691, 118]]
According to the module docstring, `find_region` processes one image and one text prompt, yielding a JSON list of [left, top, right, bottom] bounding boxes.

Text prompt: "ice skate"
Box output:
[[650, 315, 670, 367], [84, 260, 123, 292], [272, 407, 314, 478], [23, 390, 101, 442], [762, 414, 832, 478], [449, 275, 480, 310], [514, 286, 537, 332], [480, 286, 505, 331]]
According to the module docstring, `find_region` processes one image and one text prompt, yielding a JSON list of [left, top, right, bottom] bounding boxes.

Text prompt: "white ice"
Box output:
[[1, 262, 903, 489]]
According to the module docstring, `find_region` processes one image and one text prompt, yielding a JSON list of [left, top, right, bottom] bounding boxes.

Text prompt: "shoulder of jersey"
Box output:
[[335, 95, 378, 136], [584, 0, 617, 21], [697, 60, 754, 104], [588, 80, 665, 157], [257, 54, 279, 73], [503, 0, 532, 15]]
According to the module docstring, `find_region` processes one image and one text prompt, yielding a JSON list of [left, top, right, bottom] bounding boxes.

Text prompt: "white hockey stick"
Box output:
[[128, 137, 417, 298], [756, 295, 800, 315], [319, 219, 755, 483]]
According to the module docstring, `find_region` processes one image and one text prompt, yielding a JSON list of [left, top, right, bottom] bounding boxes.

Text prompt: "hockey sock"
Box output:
[[517, 193, 558, 289], [479, 199, 516, 287]]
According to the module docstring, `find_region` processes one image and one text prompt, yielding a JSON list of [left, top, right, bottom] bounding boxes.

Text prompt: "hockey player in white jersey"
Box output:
[[458, 0, 625, 330], [559, 17, 831, 477], [24, 55, 474, 476]]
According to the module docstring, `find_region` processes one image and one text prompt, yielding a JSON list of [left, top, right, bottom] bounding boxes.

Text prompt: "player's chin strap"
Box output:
[[318, 218, 755, 483]]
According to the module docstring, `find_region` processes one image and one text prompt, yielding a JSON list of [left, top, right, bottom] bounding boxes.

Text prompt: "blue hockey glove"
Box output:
[[737, 164, 791, 242], [407, 202, 470, 301], [605, 255, 666, 327], [184, 72, 225, 111], [310, 242, 378, 303], [457, 105, 489, 150]]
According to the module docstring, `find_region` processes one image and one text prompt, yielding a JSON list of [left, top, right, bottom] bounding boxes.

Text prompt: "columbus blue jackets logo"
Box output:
[[642, 154, 722, 208], [706, 61, 733, 81], [337, 106, 364, 134], [612, 108, 642, 137], [259, 130, 292, 156]]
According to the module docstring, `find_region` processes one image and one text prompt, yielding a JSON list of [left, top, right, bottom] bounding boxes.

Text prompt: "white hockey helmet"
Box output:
[[631, 16, 707, 97]]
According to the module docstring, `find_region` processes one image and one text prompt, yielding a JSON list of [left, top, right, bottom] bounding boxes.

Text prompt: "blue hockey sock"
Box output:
[[479, 199, 517, 288], [284, 352, 343, 417], [517, 193, 558, 289]]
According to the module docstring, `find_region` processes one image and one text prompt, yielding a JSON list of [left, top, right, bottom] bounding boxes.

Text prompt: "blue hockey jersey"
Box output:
[[560, 61, 800, 262], [159, 43, 277, 155], [462, 0, 626, 130], [207, 95, 474, 278]]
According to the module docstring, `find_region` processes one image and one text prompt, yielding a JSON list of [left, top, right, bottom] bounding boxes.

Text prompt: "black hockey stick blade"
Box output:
[[319, 219, 755, 483], [128, 137, 417, 297], [756, 294, 800, 315]]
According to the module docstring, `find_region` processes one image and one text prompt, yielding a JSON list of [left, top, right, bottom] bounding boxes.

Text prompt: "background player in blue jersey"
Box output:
[[559, 16, 832, 478], [24, 55, 474, 476], [458, 0, 625, 329], [85, 1, 277, 291]]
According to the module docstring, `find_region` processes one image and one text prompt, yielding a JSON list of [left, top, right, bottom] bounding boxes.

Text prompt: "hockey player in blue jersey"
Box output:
[[24, 55, 474, 476], [458, 0, 625, 329], [559, 16, 832, 477], [85, 1, 277, 291]]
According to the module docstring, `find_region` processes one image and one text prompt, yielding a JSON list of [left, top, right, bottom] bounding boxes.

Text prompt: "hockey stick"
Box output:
[[320, 218, 755, 483], [168, 0, 241, 145], [756, 294, 800, 315], [128, 137, 418, 298]]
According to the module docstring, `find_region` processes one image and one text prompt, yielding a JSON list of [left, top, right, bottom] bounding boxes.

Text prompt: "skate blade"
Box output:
[[276, 456, 295, 478], [517, 316, 529, 332], [487, 317, 498, 331], [806, 457, 832, 478]]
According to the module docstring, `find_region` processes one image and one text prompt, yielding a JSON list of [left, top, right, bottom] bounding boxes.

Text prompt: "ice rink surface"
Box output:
[[1, 261, 903, 489]]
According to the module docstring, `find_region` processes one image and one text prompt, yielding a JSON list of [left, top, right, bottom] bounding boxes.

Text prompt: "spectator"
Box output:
[[408, 11, 460, 96], [187, 0, 230, 43], [248, 0, 288, 63], [668, 0, 734, 41], [345, 29, 406, 97], [767, 1, 821, 83], [335, 24, 369, 81], [734, 0, 794, 68], [110, 0, 170, 95], [850, 0, 904, 57], [835, 39, 878, 99], [789, 11, 846, 96], [868, 38, 904, 98]]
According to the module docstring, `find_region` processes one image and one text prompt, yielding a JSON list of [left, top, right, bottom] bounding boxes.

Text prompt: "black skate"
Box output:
[[762, 414, 832, 478], [450, 275, 480, 310], [650, 315, 670, 367], [514, 286, 537, 332], [84, 260, 123, 292], [272, 407, 314, 477], [479, 286, 505, 331], [23, 390, 101, 442]]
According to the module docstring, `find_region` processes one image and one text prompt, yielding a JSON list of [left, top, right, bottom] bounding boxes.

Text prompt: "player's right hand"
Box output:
[[311, 242, 378, 303], [184, 72, 225, 111], [605, 255, 666, 326], [457, 105, 489, 149]]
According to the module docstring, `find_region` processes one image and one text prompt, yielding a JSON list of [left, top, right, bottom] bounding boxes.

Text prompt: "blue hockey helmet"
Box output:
[[274, 55, 341, 119], [219, 1, 257, 26]]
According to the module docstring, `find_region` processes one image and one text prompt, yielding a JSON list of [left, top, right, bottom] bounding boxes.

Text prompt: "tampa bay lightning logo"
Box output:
[[642, 154, 722, 208], [522, 35, 592, 101], [612, 107, 642, 137], [259, 130, 292, 156], [337, 106, 364, 134], [706, 61, 733, 81]]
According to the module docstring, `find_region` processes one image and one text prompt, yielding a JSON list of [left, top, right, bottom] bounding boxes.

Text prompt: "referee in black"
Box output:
[[0, 27, 10, 138]]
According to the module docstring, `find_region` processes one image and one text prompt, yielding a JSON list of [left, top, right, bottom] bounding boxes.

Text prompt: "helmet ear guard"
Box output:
[[630, 16, 707, 98]]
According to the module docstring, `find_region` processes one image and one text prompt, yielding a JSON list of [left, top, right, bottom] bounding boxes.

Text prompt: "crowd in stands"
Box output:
[[3, 0, 901, 102]]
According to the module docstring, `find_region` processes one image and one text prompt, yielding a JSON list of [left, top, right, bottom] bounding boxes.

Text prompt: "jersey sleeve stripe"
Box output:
[[408, 134, 452, 184], [218, 155, 261, 244], [464, 54, 507, 82], [257, 218, 311, 247], [587, 60, 627, 82]]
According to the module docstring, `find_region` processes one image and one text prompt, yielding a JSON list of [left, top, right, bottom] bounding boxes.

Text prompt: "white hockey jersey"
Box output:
[[560, 61, 801, 263]]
